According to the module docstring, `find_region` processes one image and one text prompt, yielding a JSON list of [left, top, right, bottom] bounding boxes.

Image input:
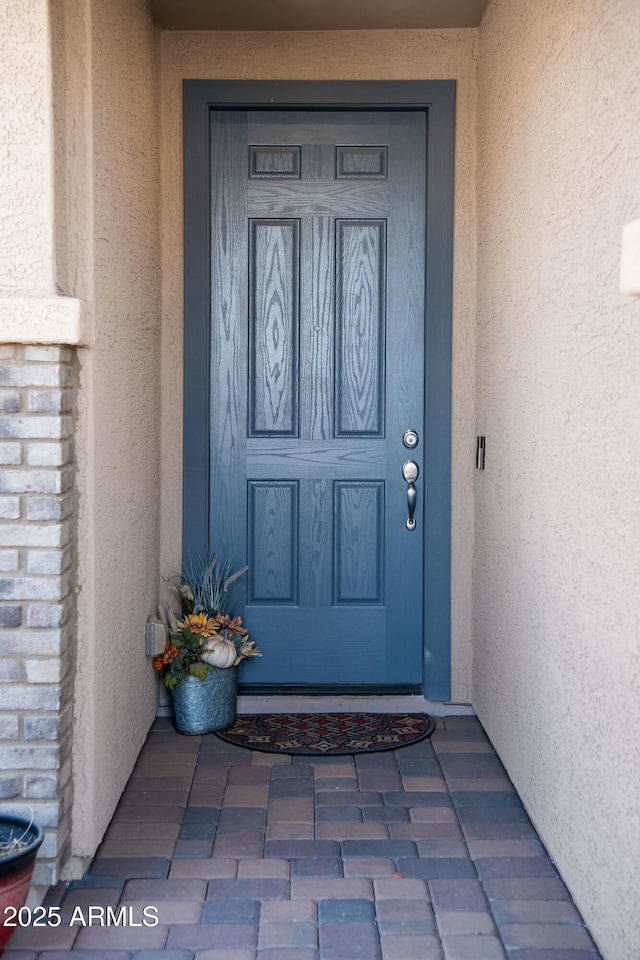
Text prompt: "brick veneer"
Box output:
[[0, 344, 77, 885]]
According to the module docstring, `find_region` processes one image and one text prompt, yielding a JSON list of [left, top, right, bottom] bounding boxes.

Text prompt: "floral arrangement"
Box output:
[[153, 557, 261, 690], [179, 555, 248, 617]]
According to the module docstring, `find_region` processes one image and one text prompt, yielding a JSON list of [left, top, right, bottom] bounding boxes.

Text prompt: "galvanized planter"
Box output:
[[172, 668, 237, 735]]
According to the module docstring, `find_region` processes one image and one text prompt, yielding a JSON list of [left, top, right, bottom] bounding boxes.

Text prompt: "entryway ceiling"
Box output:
[[150, 0, 489, 31]]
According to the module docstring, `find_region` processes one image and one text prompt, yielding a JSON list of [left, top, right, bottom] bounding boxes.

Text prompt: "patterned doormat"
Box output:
[[215, 713, 435, 755]]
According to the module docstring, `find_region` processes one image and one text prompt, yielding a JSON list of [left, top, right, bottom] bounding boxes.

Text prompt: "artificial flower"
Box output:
[[214, 613, 247, 636], [152, 642, 179, 671], [178, 613, 218, 638]]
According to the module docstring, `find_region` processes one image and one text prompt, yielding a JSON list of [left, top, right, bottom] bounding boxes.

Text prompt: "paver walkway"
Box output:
[[6, 715, 602, 960]]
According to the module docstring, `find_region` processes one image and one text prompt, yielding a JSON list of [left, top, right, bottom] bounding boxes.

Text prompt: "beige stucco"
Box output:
[[475, 2, 640, 958], [0, 0, 56, 297], [49, 0, 163, 861], [160, 29, 478, 702], [0, 297, 88, 345], [0, 1, 90, 347]]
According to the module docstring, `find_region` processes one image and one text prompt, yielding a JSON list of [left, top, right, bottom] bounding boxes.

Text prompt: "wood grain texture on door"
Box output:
[[209, 110, 426, 688]]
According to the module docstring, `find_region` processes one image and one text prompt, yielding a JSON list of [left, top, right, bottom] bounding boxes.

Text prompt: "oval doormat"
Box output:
[[215, 712, 435, 755]]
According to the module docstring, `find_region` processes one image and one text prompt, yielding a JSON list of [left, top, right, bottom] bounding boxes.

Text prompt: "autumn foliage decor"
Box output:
[[153, 557, 261, 690]]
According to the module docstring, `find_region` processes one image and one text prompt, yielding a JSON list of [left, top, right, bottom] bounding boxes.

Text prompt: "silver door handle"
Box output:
[[402, 460, 419, 531]]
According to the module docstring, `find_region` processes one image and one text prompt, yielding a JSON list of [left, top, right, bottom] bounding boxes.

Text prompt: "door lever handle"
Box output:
[[402, 460, 419, 531]]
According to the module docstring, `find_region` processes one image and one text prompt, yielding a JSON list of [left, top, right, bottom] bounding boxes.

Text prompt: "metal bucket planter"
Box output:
[[172, 667, 237, 735], [0, 815, 44, 954]]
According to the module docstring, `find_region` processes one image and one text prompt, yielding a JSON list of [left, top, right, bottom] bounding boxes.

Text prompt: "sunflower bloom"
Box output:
[[178, 613, 218, 638]]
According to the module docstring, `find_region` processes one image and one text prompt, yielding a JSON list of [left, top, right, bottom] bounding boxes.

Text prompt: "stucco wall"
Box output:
[[0, 0, 55, 297], [475, 2, 640, 958], [64, 0, 162, 860], [160, 29, 478, 701]]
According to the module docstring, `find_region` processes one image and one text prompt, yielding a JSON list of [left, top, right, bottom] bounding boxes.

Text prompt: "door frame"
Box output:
[[182, 80, 454, 701]]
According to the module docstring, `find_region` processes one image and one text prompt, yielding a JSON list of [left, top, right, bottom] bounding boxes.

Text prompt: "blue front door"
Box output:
[[208, 110, 427, 690]]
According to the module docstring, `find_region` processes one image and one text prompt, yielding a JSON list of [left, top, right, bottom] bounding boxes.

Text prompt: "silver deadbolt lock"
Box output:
[[402, 459, 419, 531], [403, 429, 419, 449]]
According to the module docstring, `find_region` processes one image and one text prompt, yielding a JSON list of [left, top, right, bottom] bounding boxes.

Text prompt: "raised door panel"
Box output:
[[247, 481, 298, 604], [249, 219, 300, 436], [336, 146, 388, 179], [249, 145, 301, 178], [334, 481, 385, 604]]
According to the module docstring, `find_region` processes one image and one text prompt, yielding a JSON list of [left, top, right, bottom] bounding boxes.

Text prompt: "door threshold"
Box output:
[[236, 694, 474, 717], [155, 695, 473, 719]]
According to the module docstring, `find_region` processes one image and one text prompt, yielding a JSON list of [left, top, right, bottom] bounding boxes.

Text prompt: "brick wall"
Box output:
[[0, 344, 76, 885]]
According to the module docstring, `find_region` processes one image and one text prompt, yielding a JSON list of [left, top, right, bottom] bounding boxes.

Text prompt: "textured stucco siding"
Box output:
[[0, 0, 55, 296], [475, 2, 640, 958], [65, 0, 162, 860], [160, 29, 478, 702]]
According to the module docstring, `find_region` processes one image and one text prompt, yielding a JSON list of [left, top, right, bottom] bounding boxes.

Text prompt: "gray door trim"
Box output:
[[182, 80, 454, 700]]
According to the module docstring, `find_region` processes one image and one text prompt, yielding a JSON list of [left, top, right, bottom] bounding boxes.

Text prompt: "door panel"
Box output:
[[248, 219, 299, 436], [247, 481, 298, 603], [334, 481, 385, 604], [209, 110, 426, 688]]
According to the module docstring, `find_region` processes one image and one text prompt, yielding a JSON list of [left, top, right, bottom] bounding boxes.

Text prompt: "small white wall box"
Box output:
[[145, 618, 167, 656], [620, 218, 640, 296]]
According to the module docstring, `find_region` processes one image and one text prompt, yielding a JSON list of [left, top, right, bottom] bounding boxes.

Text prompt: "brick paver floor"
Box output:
[[5, 715, 602, 960]]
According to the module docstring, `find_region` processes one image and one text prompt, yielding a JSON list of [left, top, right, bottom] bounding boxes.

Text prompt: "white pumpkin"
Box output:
[[200, 636, 237, 669]]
